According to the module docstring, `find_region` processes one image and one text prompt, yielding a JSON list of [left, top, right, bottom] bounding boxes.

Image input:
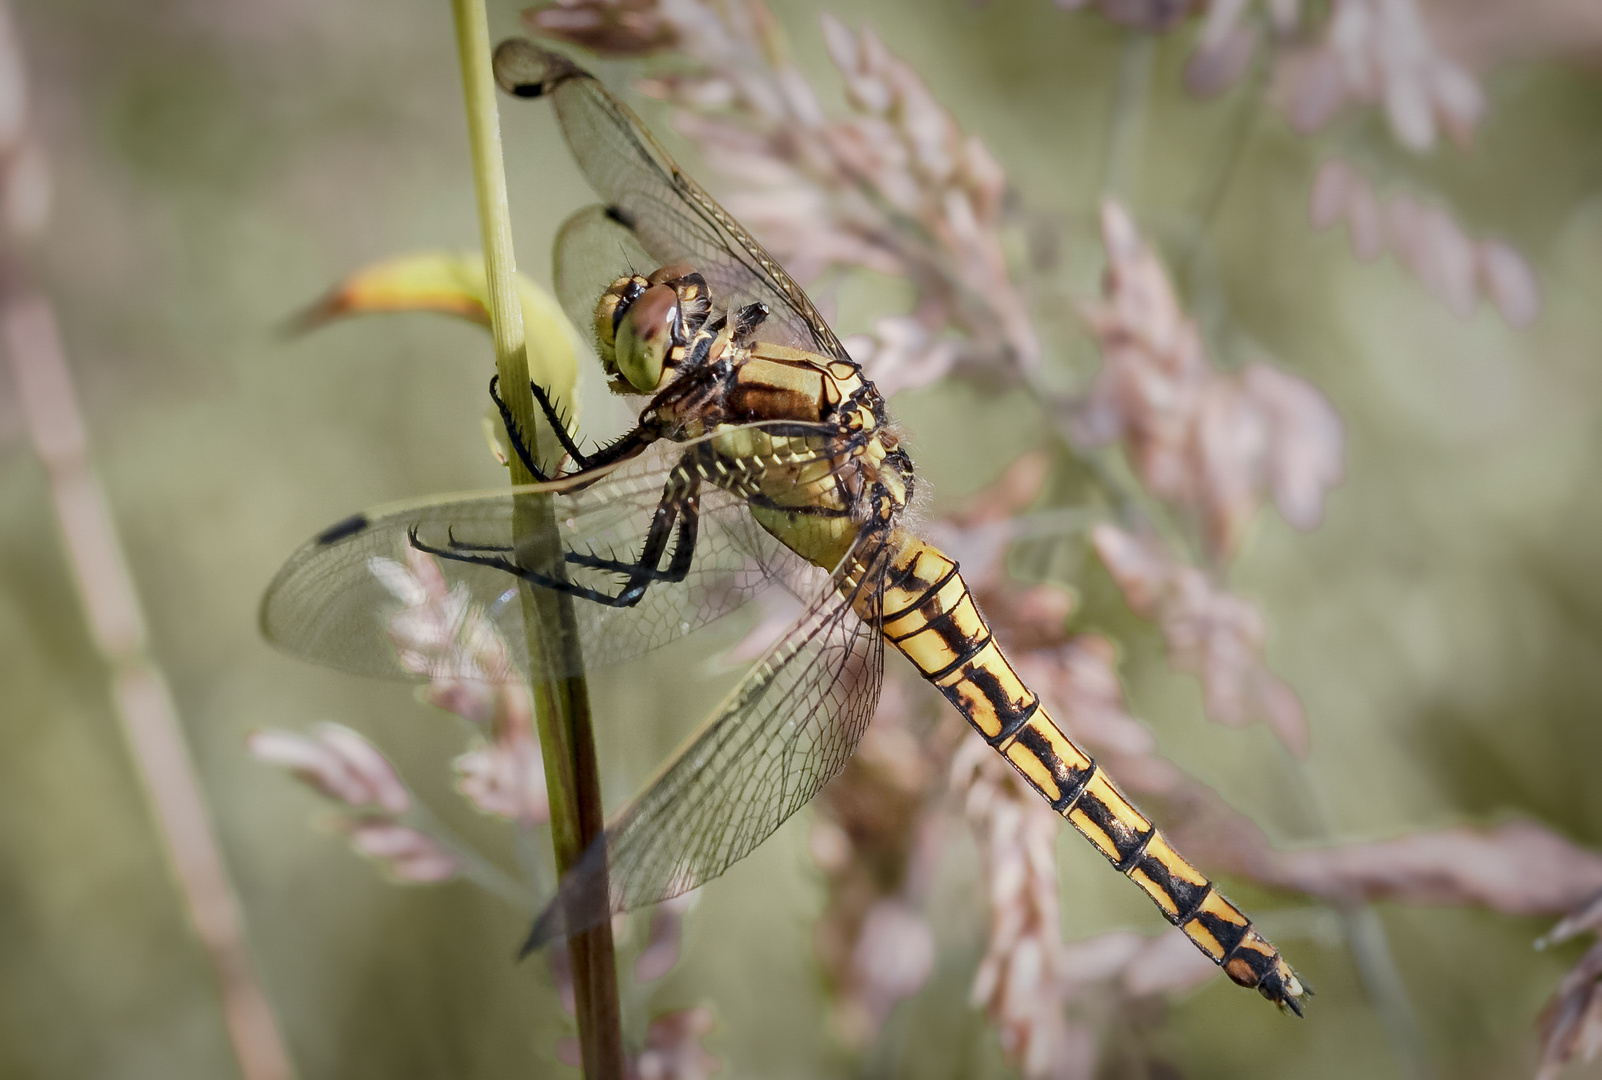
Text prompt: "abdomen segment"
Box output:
[[874, 534, 1307, 1014]]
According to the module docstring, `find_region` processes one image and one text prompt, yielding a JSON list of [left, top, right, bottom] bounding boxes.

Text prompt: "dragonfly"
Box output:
[[262, 40, 1306, 1015]]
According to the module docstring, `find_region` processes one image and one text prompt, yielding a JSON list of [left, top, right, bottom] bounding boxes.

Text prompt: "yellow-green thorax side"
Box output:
[[693, 340, 910, 575]]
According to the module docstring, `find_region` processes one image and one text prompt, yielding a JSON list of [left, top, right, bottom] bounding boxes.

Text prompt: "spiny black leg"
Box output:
[[408, 526, 647, 608], [560, 466, 700, 600], [430, 531, 508, 554], [570, 424, 656, 475], [489, 375, 624, 479], [528, 381, 590, 468], [662, 496, 699, 582], [495, 373, 659, 486], [488, 375, 550, 482], [406, 462, 703, 609], [567, 490, 700, 587], [567, 467, 698, 606]]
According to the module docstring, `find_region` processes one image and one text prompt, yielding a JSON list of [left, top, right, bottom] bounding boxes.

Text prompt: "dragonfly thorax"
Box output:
[[594, 263, 712, 394]]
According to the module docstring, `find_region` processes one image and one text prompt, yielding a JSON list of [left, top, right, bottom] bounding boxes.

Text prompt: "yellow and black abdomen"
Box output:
[[872, 532, 1307, 1013]]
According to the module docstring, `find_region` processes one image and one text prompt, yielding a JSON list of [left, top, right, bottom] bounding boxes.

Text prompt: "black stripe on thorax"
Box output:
[[827, 380, 886, 425], [681, 327, 719, 370]]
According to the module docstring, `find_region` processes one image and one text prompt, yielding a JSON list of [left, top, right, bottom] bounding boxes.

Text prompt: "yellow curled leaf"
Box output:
[[294, 251, 584, 422]]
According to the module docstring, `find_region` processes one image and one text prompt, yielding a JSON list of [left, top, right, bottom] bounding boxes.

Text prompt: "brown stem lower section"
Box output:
[[544, 673, 620, 1077]]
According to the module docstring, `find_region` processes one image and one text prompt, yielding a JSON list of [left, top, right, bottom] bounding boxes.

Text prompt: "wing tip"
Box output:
[[492, 38, 588, 99], [518, 908, 561, 958]]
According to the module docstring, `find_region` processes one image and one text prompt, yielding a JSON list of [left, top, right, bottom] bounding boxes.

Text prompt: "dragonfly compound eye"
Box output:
[[593, 274, 649, 379], [613, 282, 681, 393], [643, 264, 712, 338], [647, 262, 696, 285]]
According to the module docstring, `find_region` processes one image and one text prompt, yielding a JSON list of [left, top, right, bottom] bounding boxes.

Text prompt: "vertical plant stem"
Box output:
[[450, 3, 622, 1077], [5, 289, 296, 1080]]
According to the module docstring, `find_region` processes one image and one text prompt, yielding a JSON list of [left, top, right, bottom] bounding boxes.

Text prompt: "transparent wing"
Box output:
[[494, 39, 851, 363], [553, 203, 654, 352], [522, 529, 896, 948], [261, 426, 839, 683]]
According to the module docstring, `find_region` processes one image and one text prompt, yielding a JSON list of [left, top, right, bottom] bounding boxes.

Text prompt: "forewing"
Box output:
[[261, 436, 826, 683], [522, 531, 893, 948], [493, 40, 851, 362]]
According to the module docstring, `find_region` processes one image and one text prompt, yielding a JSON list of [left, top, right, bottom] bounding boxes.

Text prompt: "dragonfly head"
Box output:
[[594, 264, 712, 394]]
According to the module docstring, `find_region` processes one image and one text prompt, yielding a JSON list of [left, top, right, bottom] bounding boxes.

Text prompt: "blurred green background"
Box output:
[[4, 1, 1602, 1077]]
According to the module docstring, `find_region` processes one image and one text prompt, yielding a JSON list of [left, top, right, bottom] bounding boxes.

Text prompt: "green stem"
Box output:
[[450, 3, 622, 1077]]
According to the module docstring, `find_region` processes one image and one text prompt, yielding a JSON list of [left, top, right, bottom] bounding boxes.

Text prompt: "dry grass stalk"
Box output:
[[247, 724, 465, 884], [1091, 523, 1308, 754], [372, 547, 551, 826], [2, 3, 293, 1074], [1272, 0, 1485, 151], [1537, 939, 1602, 1080], [1537, 892, 1602, 1080], [1076, 0, 1545, 328], [11, 296, 298, 1080], [1057, 0, 1201, 34], [1425, 0, 1602, 72], [1171, 0, 1486, 152], [1017, 629, 1602, 932]]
